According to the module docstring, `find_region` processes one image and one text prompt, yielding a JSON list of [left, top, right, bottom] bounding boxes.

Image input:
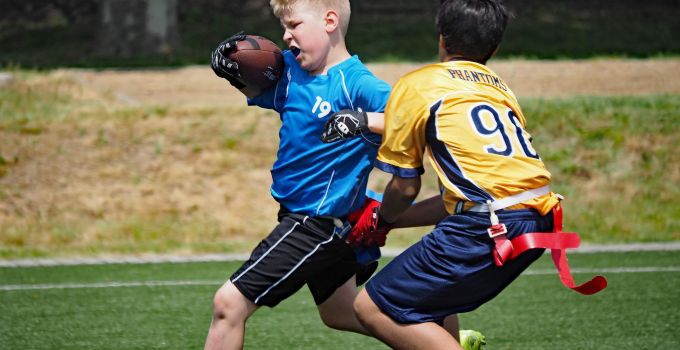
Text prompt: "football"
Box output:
[[229, 35, 284, 89]]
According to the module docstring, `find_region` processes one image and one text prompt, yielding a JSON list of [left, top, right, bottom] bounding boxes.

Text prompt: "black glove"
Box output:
[[211, 31, 247, 89], [320, 109, 369, 143]]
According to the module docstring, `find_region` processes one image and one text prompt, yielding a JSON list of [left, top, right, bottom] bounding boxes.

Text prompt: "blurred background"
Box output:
[[1, 0, 679, 68]]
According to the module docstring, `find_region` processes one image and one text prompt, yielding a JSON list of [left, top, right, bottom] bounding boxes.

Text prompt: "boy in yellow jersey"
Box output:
[[326, 0, 561, 349]]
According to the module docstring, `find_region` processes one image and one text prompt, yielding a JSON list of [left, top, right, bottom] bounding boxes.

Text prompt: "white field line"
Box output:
[[523, 266, 680, 275], [1, 266, 679, 292], [1, 242, 679, 268], [0, 280, 221, 291]]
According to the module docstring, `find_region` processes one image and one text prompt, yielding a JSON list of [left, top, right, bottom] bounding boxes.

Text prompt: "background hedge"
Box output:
[[1, 0, 678, 68]]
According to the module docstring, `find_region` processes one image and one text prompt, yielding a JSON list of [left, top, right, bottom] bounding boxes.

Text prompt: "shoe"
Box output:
[[459, 329, 486, 350]]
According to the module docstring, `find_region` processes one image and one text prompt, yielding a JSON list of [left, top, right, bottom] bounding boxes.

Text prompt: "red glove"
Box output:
[[347, 198, 377, 223], [347, 198, 393, 247], [363, 226, 391, 247], [346, 198, 379, 246]]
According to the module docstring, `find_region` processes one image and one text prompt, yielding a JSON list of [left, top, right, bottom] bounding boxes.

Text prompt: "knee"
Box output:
[[319, 312, 344, 330], [352, 291, 374, 326], [318, 303, 355, 331], [211, 285, 234, 319], [211, 283, 249, 324]]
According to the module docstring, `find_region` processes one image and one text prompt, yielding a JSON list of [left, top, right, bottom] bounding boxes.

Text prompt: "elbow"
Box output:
[[390, 176, 421, 200], [402, 183, 420, 199]]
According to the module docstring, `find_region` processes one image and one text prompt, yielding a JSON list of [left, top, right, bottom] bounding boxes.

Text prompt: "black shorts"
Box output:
[[230, 209, 364, 307]]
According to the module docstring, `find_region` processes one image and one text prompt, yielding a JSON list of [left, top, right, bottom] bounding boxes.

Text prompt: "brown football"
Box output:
[[229, 35, 284, 89]]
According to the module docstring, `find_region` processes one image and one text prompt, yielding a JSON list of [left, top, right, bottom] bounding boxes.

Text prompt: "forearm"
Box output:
[[239, 85, 262, 99], [366, 112, 384, 134], [392, 195, 448, 228], [379, 176, 421, 224]]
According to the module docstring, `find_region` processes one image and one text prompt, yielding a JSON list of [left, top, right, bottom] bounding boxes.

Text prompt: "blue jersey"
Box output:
[[249, 51, 391, 217]]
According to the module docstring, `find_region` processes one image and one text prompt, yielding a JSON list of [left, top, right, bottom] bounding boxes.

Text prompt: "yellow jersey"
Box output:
[[376, 60, 559, 215]]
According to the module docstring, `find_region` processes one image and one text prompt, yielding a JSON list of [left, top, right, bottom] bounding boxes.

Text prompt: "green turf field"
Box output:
[[1, 250, 678, 349]]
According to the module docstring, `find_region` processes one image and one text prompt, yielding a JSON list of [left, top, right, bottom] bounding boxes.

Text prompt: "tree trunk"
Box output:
[[98, 0, 179, 57]]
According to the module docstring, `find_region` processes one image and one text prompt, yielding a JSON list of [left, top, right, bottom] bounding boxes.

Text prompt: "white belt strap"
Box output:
[[490, 185, 551, 211], [468, 185, 551, 213]]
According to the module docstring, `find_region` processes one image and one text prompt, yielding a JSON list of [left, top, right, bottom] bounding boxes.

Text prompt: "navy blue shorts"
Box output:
[[365, 209, 553, 324]]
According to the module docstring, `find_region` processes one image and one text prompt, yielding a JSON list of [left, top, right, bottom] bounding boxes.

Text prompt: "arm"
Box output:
[[347, 175, 432, 247], [366, 112, 384, 135], [378, 175, 421, 225], [239, 85, 263, 99], [392, 195, 448, 228], [396, 178, 449, 227]]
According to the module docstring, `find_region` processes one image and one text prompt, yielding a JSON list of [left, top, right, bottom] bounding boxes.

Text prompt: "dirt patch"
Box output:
[[66, 59, 680, 107]]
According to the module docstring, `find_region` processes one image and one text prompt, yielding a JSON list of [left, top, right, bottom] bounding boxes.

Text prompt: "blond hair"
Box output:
[[270, 0, 351, 35]]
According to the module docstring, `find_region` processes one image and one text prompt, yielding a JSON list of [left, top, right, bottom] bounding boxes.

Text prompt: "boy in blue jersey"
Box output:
[[203, 1, 391, 349]]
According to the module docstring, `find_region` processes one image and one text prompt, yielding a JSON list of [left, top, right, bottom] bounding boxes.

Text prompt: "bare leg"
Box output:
[[443, 314, 460, 342], [354, 289, 464, 350], [204, 281, 259, 350], [316, 275, 370, 335]]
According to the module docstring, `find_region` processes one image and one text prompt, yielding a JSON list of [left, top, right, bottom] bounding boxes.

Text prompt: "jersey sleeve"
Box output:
[[351, 73, 392, 113], [376, 78, 428, 178], [348, 71, 392, 145], [247, 86, 277, 110]]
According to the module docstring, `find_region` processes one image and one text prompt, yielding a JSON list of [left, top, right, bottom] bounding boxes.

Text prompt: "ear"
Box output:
[[324, 10, 340, 33], [438, 35, 446, 52], [438, 34, 448, 61]]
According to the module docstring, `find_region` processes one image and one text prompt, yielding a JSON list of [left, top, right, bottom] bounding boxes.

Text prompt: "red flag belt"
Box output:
[[489, 204, 607, 295]]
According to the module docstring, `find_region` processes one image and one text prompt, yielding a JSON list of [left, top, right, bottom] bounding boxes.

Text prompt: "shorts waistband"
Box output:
[[278, 206, 346, 230]]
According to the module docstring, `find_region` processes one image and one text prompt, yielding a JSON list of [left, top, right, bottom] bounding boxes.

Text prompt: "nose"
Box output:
[[282, 29, 292, 44]]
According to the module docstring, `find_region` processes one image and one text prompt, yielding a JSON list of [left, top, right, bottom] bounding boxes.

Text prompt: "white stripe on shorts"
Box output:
[[230, 222, 299, 283], [253, 231, 336, 304]]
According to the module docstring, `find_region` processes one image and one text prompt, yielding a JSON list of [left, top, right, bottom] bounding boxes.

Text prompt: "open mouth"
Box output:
[[290, 46, 301, 57]]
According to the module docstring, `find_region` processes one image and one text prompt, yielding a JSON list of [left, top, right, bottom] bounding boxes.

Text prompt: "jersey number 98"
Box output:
[[469, 103, 540, 159]]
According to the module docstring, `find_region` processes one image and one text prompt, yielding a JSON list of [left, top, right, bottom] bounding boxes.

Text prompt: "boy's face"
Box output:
[[280, 3, 332, 74]]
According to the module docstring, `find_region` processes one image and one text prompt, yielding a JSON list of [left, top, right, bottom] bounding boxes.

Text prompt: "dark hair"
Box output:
[[437, 0, 509, 63]]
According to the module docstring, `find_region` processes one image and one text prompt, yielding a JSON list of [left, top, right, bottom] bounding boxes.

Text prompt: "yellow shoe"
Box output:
[[459, 329, 486, 350]]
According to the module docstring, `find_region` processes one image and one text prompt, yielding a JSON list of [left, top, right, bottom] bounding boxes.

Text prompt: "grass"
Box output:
[[0, 72, 678, 258], [0, 70, 76, 125], [1, 250, 679, 349], [523, 95, 680, 242]]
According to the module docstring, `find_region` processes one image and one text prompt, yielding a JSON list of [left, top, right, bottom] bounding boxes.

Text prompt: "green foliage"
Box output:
[[502, 0, 680, 59], [347, 17, 439, 62], [1, 251, 678, 349], [1, 1, 678, 67]]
